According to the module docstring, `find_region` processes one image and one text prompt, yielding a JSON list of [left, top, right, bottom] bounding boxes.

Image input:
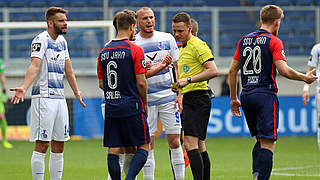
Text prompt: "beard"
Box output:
[[54, 23, 67, 35]]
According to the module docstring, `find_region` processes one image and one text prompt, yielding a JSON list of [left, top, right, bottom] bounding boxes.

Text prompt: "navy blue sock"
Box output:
[[201, 151, 211, 180], [187, 149, 203, 180], [252, 141, 261, 174], [125, 148, 148, 180], [107, 154, 121, 180], [257, 148, 273, 180]]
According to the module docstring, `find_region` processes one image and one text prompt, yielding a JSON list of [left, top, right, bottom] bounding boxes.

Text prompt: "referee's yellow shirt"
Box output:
[[178, 36, 214, 95]]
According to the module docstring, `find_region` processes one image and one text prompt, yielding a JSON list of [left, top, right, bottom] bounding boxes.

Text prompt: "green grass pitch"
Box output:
[[0, 137, 319, 179]]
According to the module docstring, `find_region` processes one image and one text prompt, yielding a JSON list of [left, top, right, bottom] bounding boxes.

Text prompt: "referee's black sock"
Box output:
[[257, 148, 273, 180], [201, 151, 211, 180], [187, 149, 203, 180], [252, 141, 261, 174], [107, 154, 121, 180]]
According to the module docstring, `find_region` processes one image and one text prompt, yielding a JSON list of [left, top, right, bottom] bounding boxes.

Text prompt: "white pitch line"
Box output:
[[272, 172, 320, 177], [273, 165, 320, 171]]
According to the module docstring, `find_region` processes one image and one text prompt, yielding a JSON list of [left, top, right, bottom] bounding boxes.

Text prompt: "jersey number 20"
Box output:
[[242, 46, 262, 75]]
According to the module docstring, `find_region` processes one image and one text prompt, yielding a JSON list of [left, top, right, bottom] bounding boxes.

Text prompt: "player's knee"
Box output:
[[51, 140, 64, 153], [168, 137, 181, 149], [35, 141, 49, 153]]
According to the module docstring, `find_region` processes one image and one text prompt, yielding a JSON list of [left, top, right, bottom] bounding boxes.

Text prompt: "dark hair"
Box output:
[[45, 7, 68, 22], [260, 5, 284, 25], [115, 10, 137, 31], [172, 12, 191, 26]]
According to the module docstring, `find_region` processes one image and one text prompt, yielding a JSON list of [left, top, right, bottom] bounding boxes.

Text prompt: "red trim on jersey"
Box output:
[[273, 101, 277, 139], [141, 113, 148, 144], [233, 38, 243, 61], [269, 35, 286, 62], [97, 52, 103, 79], [101, 46, 131, 51]]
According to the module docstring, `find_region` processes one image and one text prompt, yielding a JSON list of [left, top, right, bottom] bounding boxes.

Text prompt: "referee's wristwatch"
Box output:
[[187, 77, 192, 84]]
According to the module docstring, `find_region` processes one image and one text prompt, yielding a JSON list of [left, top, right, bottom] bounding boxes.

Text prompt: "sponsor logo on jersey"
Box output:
[[32, 43, 41, 52], [183, 64, 190, 73], [281, 48, 286, 58], [146, 53, 157, 61]]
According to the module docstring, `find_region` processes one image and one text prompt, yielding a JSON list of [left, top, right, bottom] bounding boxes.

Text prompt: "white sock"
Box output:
[[170, 147, 185, 180], [49, 152, 64, 180], [142, 149, 155, 180], [31, 151, 46, 180]]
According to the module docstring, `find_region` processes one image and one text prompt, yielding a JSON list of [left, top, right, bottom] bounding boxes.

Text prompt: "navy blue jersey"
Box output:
[[97, 39, 146, 118], [233, 29, 286, 95]]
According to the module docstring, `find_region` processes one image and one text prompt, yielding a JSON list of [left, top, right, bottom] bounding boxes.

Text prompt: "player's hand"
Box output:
[[10, 87, 26, 104], [160, 55, 172, 69], [304, 69, 317, 84], [174, 93, 183, 114], [143, 104, 148, 117], [302, 90, 309, 106], [230, 99, 241, 117], [177, 78, 188, 89], [75, 91, 86, 108], [146, 62, 152, 70]]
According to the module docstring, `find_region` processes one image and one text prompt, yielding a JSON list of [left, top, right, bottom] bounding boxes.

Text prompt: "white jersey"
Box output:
[[135, 31, 179, 106], [30, 31, 70, 99], [308, 43, 320, 85]]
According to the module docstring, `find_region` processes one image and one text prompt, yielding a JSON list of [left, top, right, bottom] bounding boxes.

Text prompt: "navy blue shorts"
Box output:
[[103, 112, 150, 147], [240, 92, 279, 140]]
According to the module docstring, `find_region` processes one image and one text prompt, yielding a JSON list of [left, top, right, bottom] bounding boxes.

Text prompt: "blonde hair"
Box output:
[[260, 5, 284, 25]]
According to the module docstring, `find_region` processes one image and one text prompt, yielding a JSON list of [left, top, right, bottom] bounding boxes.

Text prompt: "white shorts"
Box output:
[[30, 98, 70, 142], [316, 86, 320, 123], [148, 101, 181, 136]]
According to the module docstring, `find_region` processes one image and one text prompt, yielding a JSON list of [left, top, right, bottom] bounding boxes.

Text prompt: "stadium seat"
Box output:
[[109, 0, 128, 7], [130, 0, 149, 7], [87, 0, 103, 7], [254, 0, 275, 6], [188, 0, 207, 6], [205, 0, 241, 6], [9, 0, 26, 8], [0, 0, 9, 8], [275, 0, 293, 6], [70, 0, 89, 7], [49, 0, 70, 7], [294, 0, 315, 6], [168, 0, 187, 7], [29, 0, 49, 8], [149, 0, 168, 7]]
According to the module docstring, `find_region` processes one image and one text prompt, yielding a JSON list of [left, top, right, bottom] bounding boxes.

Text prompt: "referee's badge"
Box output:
[[183, 64, 190, 73]]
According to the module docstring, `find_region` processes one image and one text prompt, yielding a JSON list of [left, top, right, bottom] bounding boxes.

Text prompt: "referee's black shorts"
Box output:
[[182, 90, 211, 140]]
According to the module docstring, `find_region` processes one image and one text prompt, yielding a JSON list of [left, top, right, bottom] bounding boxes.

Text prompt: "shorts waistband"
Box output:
[[184, 90, 209, 98]]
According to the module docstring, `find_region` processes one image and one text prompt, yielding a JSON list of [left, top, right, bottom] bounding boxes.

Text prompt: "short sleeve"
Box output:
[[195, 41, 214, 64], [133, 45, 147, 75], [169, 34, 179, 62], [233, 39, 241, 61], [97, 51, 103, 79], [269, 37, 286, 62], [308, 44, 319, 68], [31, 35, 47, 60], [64, 40, 70, 60]]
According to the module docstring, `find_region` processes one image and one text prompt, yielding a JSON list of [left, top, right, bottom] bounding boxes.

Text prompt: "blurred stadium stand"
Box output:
[[0, 0, 319, 75]]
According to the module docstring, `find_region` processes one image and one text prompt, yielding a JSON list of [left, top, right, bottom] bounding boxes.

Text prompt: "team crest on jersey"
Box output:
[[183, 64, 190, 73], [32, 43, 41, 52], [41, 130, 48, 138], [281, 48, 286, 58], [141, 58, 146, 68]]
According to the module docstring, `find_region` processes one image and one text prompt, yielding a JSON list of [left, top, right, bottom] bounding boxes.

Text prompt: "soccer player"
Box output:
[[190, 18, 198, 37], [302, 44, 320, 149], [10, 7, 86, 180], [228, 5, 317, 180], [0, 58, 12, 149], [135, 7, 185, 180], [172, 12, 219, 180], [97, 10, 150, 180]]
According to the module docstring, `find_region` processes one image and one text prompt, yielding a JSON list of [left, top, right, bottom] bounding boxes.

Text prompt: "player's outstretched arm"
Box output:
[[145, 55, 172, 78], [275, 60, 317, 84], [302, 66, 315, 106], [65, 59, 86, 108], [10, 57, 42, 104], [136, 73, 148, 116], [228, 59, 241, 117]]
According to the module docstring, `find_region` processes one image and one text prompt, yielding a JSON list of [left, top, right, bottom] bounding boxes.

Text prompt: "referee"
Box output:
[[172, 12, 218, 180]]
